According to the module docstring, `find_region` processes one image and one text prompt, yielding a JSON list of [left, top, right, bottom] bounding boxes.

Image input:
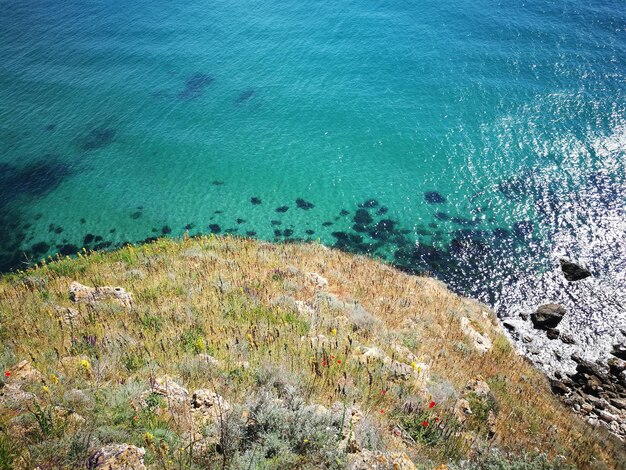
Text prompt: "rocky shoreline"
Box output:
[[501, 259, 626, 439]]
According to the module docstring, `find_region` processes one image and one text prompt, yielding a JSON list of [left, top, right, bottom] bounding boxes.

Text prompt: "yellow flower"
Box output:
[[144, 432, 154, 444], [303, 439, 309, 443], [49, 374, 59, 384], [80, 359, 91, 371], [194, 337, 206, 352], [41, 385, 49, 393], [331, 328, 337, 336]]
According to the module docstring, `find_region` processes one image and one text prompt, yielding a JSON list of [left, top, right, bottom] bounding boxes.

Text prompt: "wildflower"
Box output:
[[380, 409, 385, 414], [3, 371, 10, 378], [49, 374, 59, 384], [429, 401, 436, 409], [80, 359, 91, 371], [381, 389, 387, 395], [322, 360, 328, 367], [303, 439, 309, 444], [337, 359, 342, 364], [422, 421, 428, 427], [133, 415, 139, 421], [144, 431, 154, 444], [331, 328, 337, 336], [42, 385, 49, 393], [330, 355, 335, 360]]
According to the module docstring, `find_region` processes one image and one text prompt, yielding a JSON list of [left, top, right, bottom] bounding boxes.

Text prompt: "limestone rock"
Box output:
[[487, 410, 497, 439], [195, 354, 221, 367], [454, 398, 472, 424], [530, 304, 565, 330], [464, 376, 491, 397], [136, 376, 189, 411], [460, 317, 492, 354], [69, 281, 133, 309], [54, 305, 80, 324], [295, 300, 315, 317], [190, 389, 231, 421], [5, 360, 42, 384], [349, 450, 416, 470], [87, 444, 146, 470], [355, 346, 390, 365], [560, 259, 591, 282], [0, 384, 35, 406], [307, 272, 328, 289]]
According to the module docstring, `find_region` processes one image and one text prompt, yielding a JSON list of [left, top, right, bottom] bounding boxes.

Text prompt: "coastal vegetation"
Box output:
[[0, 236, 624, 469]]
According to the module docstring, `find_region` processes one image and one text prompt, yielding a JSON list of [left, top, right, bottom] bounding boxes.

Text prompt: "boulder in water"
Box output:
[[559, 259, 591, 281], [530, 303, 565, 330]]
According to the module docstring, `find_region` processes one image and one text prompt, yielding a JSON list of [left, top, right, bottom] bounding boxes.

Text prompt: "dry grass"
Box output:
[[0, 235, 623, 469]]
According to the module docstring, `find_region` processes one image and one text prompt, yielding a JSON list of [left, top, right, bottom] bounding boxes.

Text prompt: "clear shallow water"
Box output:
[[1, 1, 625, 322]]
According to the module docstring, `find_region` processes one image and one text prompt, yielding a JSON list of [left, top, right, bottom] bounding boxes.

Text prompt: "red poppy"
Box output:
[[337, 359, 342, 364], [380, 409, 385, 414], [3, 371, 10, 378], [330, 355, 335, 359], [429, 401, 436, 409], [381, 389, 387, 395], [422, 421, 428, 427], [322, 360, 328, 367]]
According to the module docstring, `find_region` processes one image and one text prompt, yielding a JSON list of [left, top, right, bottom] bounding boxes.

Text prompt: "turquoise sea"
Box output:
[[1, 0, 625, 318]]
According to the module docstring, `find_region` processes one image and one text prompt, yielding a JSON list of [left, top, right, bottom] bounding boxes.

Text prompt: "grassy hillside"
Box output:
[[0, 236, 624, 469]]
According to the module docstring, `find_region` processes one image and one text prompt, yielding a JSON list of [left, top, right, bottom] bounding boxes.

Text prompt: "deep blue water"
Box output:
[[1, 0, 625, 322]]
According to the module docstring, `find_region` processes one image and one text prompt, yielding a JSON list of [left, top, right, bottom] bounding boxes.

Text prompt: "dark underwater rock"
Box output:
[[513, 221, 533, 237], [276, 206, 289, 213], [560, 259, 591, 282], [131, 211, 142, 219], [424, 191, 446, 204], [57, 244, 78, 256], [531, 304, 566, 330], [353, 209, 372, 225], [236, 89, 256, 104], [209, 224, 221, 233], [296, 198, 314, 210], [177, 73, 214, 100], [162, 226, 172, 235], [31, 242, 50, 253], [80, 128, 116, 151], [250, 197, 262, 205], [83, 234, 95, 245], [246, 231, 257, 237]]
